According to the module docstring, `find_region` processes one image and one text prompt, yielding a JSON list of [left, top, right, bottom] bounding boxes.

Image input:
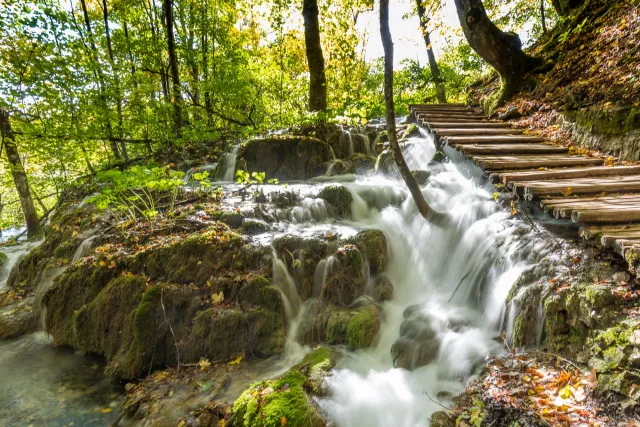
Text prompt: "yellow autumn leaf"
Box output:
[[561, 187, 573, 197], [211, 291, 224, 304], [99, 260, 106, 267], [199, 358, 211, 371], [281, 416, 287, 426], [100, 408, 113, 414], [229, 354, 243, 365], [108, 260, 116, 269]]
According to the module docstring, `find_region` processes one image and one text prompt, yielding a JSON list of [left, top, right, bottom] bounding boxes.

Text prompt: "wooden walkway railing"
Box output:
[[410, 103, 640, 274]]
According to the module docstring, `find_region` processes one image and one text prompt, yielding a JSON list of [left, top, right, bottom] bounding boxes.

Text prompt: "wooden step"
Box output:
[[413, 108, 479, 115], [519, 175, 640, 199], [472, 155, 604, 171], [552, 199, 640, 219], [434, 128, 524, 137], [426, 122, 512, 129], [417, 113, 486, 120], [409, 103, 466, 109], [601, 231, 640, 247], [498, 166, 640, 186], [613, 240, 640, 257], [580, 224, 640, 240], [573, 207, 640, 224], [444, 135, 546, 145], [421, 119, 490, 126], [457, 144, 568, 155]]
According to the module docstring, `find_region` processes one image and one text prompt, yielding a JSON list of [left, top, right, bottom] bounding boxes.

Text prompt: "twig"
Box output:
[[530, 349, 585, 374], [423, 390, 453, 412]]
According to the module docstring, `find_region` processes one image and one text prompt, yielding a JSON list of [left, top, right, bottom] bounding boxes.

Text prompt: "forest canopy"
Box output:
[[0, 0, 556, 229]]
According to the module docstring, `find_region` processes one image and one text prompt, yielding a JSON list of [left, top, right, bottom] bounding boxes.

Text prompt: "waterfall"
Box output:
[[315, 132, 560, 427], [0, 240, 42, 292], [360, 134, 371, 156], [183, 163, 218, 183], [72, 235, 98, 262], [341, 129, 354, 157], [218, 145, 240, 182]]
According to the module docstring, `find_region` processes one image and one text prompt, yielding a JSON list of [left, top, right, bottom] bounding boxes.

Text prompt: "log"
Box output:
[[434, 128, 524, 137], [474, 155, 603, 171], [445, 135, 546, 145], [501, 166, 640, 186], [458, 143, 567, 155], [572, 208, 640, 224], [612, 240, 640, 257], [554, 200, 640, 219], [542, 194, 640, 209], [409, 103, 466, 109]]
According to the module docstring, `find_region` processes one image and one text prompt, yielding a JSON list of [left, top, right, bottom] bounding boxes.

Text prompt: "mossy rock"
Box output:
[[238, 276, 283, 313], [325, 159, 353, 176], [401, 124, 420, 140], [272, 235, 329, 301], [374, 150, 396, 175], [232, 347, 336, 427], [374, 274, 394, 302], [430, 411, 456, 427], [350, 229, 388, 275], [323, 245, 365, 306], [411, 170, 430, 185], [242, 218, 270, 234], [349, 153, 376, 173], [347, 305, 381, 349], [318, 185, 353, 219]]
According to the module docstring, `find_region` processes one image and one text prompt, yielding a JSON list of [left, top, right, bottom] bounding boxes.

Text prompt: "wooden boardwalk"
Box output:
[[410, 103, 640, 274]]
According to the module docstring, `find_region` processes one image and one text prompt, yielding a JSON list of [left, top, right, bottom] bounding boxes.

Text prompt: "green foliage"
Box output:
[[88, 165, 184, 222]]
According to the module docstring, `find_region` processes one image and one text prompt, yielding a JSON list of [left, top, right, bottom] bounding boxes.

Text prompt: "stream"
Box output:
[[0, 127, 566, 426]]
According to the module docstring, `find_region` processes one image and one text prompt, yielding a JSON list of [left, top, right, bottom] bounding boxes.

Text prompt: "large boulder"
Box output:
[[323, 245, 366, 306], [318, 185, 353, 219], [349, 229, 388, 275], [239, 136, 333, 181]]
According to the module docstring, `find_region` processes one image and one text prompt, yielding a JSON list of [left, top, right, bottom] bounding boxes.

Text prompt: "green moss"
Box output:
[[401, 124, 419, 140], [566, 106, 640, 136], [238, 276, 283, 313], [347, 305, 380, 349], [326, 311, 351, 344], [232, 347, 335, 427], [410, 170, 430, 185], [324, 245, 365, 306], [318, 185, 353, 218], [350, 229, 388, 275]]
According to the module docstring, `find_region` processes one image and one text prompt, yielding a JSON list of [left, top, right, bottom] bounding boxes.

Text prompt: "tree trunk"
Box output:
[[302, 0, 327, 113], [540, 0, 547, 33], [453, 0, 542, 108], [163, 0, 184, 136], [380, 0, 436, 221], [552, 0, 586, 16], [0, 109, 41, 238], [416, 0, 447, 103]]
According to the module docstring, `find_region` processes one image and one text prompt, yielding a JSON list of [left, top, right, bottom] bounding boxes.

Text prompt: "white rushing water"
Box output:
[[298, 131, 556, 426]]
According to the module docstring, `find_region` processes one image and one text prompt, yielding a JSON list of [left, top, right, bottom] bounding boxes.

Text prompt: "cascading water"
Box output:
[[219, 145, 240, 182], [295, 131, 560, 426], [0, 240, 42, 292]]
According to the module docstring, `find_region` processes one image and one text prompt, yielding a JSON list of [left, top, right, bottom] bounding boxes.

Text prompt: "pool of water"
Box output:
[[0, 332, 124, 426]]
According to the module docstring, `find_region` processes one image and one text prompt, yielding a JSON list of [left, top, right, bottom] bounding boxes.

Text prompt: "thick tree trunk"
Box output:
[[380, 0, 436, 221], [416, 0, 446, 103], [163, 0, 184, 136], [302, 0, 328, 113], [454, 0, 542, 107], [0, 109, 42, 238], [540, 0, 547, 33]]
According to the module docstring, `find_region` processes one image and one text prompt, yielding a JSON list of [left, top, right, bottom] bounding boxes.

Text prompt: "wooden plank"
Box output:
[[572, 208, 640, 224], [521, 175, 640, 199], [473, 155, 604, 171], [612, 240, 640, 256], [457, 144, 567, 155], [414, 109, 480, 115], [426, 122, 512, 129], [580, 224, 640, 240], [554, 200, 640, 219], [602, 232, 640, 247], [501, 166, 640, 186], [418, 115, 487, 121], [542, 194, 640, 209], [409, 103, 466, 109], [434, 128, 524, 137], [445, 135, 546, 145]]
